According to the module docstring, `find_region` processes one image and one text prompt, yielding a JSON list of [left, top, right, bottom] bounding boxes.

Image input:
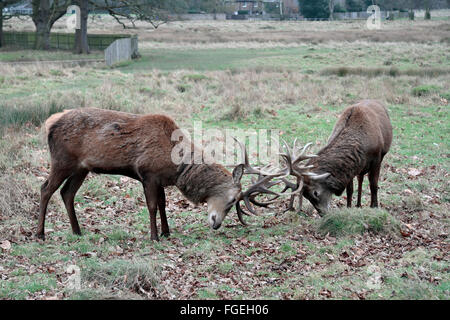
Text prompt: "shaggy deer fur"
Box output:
[[37, 108, 244, 241], [302, 100, 393, 214]]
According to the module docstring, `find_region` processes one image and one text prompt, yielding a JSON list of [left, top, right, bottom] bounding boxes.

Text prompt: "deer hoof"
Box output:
[[160, 231, 170, 238], [36, 233, 45, 241]]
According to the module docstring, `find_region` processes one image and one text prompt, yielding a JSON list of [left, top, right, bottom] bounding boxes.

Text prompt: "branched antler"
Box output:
[[233, 138, 304, 224], [273, 139, 328, 214]]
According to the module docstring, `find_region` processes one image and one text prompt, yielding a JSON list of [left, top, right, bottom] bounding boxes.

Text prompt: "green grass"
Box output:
[[317, 208, 401, 237], [0, 274, 58, 299], [115, 44, 450, 72], [411, 84, 441, 97], [0, 49, 103, 62], [0, 33, 448, 300], [0, 101, 65, 133]]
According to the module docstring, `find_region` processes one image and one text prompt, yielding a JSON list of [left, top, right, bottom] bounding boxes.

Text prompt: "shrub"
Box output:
[[411, 85, 440, 97], [346, 0, 365, 12], [298, 0, 329, 19], [333, 3, 346, 13]]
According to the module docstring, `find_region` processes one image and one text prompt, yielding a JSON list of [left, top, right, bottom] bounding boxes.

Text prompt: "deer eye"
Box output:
[[313, 190, 319, 198]]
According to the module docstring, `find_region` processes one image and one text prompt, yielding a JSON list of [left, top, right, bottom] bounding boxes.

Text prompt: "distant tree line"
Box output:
[[298, 0, 449, 19], [1, 0, 449, 51]]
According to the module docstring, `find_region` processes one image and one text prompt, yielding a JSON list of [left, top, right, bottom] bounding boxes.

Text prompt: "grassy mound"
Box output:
[[317, 208, 401, 237]]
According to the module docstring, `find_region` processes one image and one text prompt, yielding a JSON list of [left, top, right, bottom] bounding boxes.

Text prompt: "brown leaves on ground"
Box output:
[[0, 148, 448, 300]]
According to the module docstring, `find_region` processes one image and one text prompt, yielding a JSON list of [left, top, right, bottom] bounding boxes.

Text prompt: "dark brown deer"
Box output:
[[37, 108, 289, 241], [279, 100, 393, 215]]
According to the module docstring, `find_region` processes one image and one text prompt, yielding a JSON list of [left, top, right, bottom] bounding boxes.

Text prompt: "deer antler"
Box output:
[[233, 138, 304, 224], [274, 139, 329, 213]]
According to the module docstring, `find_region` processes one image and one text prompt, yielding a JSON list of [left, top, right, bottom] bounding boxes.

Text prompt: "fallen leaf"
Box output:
[[324, 253, 335, 261], [0, 240, 11, 251], [319, 288, 332, 298], [407, 168, 422, 177]]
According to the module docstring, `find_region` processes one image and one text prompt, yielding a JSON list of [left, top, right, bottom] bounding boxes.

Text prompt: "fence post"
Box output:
[[104, 37, 138, 66]]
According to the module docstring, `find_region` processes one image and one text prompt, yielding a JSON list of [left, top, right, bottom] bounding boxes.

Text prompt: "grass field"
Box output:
[[0, 16, 449, 300]]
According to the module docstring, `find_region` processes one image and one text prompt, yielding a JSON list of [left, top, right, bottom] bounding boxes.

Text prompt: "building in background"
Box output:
[[225, 0, 299, 15]]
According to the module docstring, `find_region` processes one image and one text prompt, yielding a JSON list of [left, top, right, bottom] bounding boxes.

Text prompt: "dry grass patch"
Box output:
[[81, 259, 162, 299]]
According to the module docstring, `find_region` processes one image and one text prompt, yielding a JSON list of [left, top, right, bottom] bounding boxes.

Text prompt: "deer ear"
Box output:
[[232, 164, 245, 184]]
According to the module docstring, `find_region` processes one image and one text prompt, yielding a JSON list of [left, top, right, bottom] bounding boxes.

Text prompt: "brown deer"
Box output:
[[37, 108, 291, 241], [279, 100, 393, 215]]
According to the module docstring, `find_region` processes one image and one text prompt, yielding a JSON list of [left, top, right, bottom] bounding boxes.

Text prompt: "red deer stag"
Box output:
[[279, 100, 392, 215], [37, 108, 292, 241]]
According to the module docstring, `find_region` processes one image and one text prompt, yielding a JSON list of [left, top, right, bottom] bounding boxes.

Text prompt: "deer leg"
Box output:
[[356, 174, 364, 207], [298, 194, 303, 212], [60, 170, 88, 236], [346, 178, 354, 208], [157, 186, 170, 238], [37, 167, 72, 240], [368, 162, 381, 208], [143, 180, 159, 241]]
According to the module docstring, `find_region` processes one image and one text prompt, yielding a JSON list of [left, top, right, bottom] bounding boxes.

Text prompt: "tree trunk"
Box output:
[[35, 20, 52, 50], [32, 0, 68, 50], [329, 0, 334, 21], [32, 0, 52, 50], [74, 0, 90, 54], [0, 3, 4, 48], [424, 0, 431, 19]]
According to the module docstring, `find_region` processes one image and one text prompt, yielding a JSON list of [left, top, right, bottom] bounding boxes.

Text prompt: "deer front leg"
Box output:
[[368, 163, 381, 208], [157, 186, 170, 238], [346, 178, 354, 208], [143, 180, 159, 241], [356, 174, 364, 207]]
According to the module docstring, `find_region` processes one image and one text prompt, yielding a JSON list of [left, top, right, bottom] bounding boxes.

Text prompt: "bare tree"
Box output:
[[90, 0, 180, 29], [31, 0, 71, 49]]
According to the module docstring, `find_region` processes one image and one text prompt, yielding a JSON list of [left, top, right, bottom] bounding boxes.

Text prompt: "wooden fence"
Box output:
[[104, 36, 138, 67], [3, 32, 133, 50]]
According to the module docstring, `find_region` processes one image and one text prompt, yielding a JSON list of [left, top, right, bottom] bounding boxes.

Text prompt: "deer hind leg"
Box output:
[[157, 186, 170, 238], [37, 166, 72, 240], [368, 162, 381, 208], [143, 180, 159, 241], [60, 170, 89, 236], [346, 178, 354, 208], [356, 174, 364, 207]]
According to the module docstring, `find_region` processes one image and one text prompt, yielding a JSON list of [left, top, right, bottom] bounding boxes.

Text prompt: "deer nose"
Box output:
[[209, 212, 222, 230]]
